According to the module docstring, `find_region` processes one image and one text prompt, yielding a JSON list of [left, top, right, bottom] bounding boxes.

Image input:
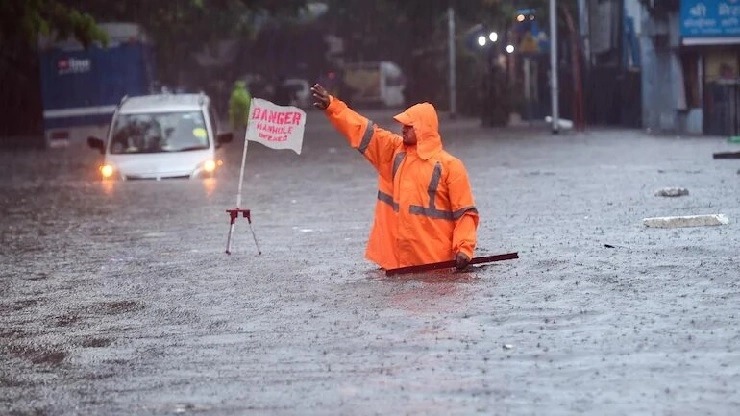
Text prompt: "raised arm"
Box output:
[[311, 84, 401, 181]]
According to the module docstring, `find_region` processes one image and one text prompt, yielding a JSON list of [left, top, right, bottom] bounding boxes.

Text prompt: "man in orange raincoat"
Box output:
[[311, 84, 479, 271]]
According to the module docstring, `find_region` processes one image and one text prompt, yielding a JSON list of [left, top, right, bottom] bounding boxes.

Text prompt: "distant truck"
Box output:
[[342, 61, 406, 108], [38, 22, 156, 147]]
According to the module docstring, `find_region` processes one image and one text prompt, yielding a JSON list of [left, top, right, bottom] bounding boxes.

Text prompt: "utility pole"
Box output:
[[448, 6, 457, 119], [549, 0, 560, 134]]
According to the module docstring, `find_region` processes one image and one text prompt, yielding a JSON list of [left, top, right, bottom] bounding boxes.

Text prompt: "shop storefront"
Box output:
[[679, 0, 739, 135]]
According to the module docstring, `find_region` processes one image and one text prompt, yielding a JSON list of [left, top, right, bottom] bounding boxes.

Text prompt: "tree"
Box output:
[[0, 0, 109, 140], [0, 0, 108, 47]]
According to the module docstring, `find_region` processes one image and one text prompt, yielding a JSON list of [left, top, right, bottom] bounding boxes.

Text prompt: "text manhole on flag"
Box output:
[[246, 98, 306, 154]]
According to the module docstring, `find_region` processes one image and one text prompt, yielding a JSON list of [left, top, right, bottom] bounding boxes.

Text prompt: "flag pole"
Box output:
[[235, 114, 251, 208], [225, 98, 254, 255]]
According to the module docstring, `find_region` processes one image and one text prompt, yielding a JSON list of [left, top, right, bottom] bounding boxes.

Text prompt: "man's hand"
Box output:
[[455, 252, 470, 271], [310, 84, 331, 110]]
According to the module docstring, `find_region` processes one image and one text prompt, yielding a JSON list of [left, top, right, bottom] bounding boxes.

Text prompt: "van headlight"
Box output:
[[192, 159, 219, 179], [100, 163, 116, 179], [203, 159, 216, 173]]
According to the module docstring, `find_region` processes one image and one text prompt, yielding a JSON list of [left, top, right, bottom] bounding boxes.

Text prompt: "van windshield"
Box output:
[[110, 111, 209, 154]]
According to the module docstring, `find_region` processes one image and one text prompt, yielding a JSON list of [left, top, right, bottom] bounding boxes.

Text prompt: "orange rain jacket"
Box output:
[[324, 96, 479, 269]]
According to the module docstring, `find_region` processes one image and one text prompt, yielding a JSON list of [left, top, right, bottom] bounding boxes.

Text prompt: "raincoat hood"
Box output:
[[393, 102, 442, 160]]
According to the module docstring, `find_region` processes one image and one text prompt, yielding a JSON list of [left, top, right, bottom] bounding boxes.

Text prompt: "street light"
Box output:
[[506, 44, 514, 54], [476, 32, 498, 48]]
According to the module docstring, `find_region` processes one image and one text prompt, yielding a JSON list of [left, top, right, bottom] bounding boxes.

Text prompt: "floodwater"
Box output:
[[2, 110, 739, 415]]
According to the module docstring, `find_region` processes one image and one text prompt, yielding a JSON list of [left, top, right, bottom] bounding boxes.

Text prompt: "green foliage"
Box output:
[[0, 0, 108, 46], [229, 81, 252, 130], [0, 0, 110, 137]]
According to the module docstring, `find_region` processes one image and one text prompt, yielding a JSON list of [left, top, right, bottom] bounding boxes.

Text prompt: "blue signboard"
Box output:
[[680, 0, 740, 38]]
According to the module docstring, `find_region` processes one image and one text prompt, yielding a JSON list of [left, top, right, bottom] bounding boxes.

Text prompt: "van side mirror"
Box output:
[[87, 136, 105, 154], [216, 132, 234, 146]]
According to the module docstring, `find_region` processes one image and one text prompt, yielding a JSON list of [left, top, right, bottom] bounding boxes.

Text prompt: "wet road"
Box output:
[[2, 111, 739, 415]]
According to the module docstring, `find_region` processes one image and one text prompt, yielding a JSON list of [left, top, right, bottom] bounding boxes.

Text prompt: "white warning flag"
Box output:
[[245, 98, 306, 155]]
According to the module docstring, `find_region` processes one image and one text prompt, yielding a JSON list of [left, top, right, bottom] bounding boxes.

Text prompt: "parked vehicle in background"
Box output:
[[38, 22, 157, 148], [87, 93, 233, 181], [343, 61, 406, 108], [282, 78, 311, 108]]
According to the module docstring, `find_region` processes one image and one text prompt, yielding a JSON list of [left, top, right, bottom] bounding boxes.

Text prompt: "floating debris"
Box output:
[[654, 187, 689, 197], [643, 214, 729, 228]]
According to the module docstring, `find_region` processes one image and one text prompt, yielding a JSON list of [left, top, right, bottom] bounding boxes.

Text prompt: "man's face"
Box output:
[[402, 124, 417, 145]]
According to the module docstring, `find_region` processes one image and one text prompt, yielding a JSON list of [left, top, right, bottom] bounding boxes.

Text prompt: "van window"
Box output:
[[110, 111, 209, 154]]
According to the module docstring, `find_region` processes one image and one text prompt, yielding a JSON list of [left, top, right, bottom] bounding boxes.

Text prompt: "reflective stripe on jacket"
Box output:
[[325, 97, 479, 269]]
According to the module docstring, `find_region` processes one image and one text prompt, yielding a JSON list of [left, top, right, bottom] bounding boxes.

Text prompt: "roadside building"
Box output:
[[640, 0, 739, 135]]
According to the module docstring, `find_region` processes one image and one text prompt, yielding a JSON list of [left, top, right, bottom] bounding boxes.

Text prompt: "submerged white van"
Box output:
[[87, 93, 233, 180]]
